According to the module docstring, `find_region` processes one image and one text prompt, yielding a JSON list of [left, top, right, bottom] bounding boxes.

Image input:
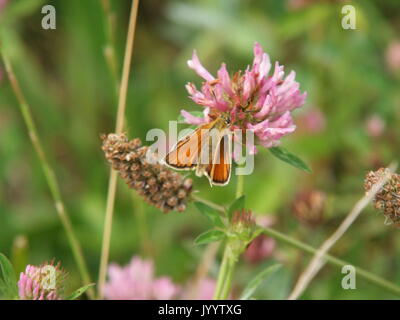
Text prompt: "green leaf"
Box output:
[[65, 283, 95, 300], [0, 253, 18, 299], [194, 229, 226, 245], [228, 195, 246, 221], [177, 110, 204, 124], [268, 147, 311, 173], [240, 264, 282, 300], [194, 202, 225, 228]]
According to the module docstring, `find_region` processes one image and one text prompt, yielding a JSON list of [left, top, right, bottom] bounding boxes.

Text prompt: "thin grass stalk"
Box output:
[[263, 226, 400, 297], [193, 193, 400, 297], [0, 51, 94, 299], [100, 0, 119, 95], [288, 162, 398, 300], [97, 0, 140, 299], [100, 2, 149, 258]]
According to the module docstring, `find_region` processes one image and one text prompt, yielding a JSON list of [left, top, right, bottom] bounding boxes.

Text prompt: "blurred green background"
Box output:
[[1, 0, 400, 299]]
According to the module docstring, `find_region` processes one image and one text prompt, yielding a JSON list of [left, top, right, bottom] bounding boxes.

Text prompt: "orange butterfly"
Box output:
[[164, 114, 232, 186]]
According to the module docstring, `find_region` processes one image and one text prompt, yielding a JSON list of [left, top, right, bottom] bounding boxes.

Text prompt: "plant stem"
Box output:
[[219, 254, 236, 299], [236, 174, 244, 198], [213, 245, 230, 299], [1, 51, 94, 299], [288, 163, 397, 300], [192, 194, 225, 212], [194, 195, 400, 297], [263, 226, 400, 297], [97, 0, 139, 299], [213, 174, 246, 299]]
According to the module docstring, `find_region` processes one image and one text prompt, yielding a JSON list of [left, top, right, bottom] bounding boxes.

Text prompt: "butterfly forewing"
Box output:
[[165, 122, 214, 170]]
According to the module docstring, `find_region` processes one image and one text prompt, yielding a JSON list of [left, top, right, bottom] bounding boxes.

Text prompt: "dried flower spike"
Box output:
[[102, 133, 193, 213], [364, 168, 400, 226], [18, 261, 67, 300]]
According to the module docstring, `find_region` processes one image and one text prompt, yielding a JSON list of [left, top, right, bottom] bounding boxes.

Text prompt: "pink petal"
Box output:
[[187, 50, 215, 81], [180, 109, 209, 125], [217, 63, 235, 98], [152, 277, 180, 300], [252, 43, 271, 81]]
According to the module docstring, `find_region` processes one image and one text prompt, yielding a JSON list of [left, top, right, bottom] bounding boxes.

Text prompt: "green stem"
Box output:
[[262, 226, 400, 297], [194, 195, 400, 297], [220, 254, 236, 299], [213, 174, 245, 300], [213, 245, 230, 299], [191, 194, 225, 212], [236, 174, 244, 198], [1, 51, 94, 299]]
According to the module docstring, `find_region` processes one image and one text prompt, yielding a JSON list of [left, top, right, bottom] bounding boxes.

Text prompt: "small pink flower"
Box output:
[[298, 108, 326, 133], [244, 236, 276, 264], [181, 277, 216, 300], [182, 43, 306, 152], [18, 262, 65, 300], [104, 256, 180, 300], [287, 0, 313, 11], [244, 216, 276, 264], [365, 114, 385, 138], [385, 40, 400, 72], [0, 0, 9, 12]]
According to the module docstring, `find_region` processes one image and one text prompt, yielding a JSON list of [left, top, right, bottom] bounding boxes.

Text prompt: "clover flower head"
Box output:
[[364, 168, 400, 226], [104, 256, 180, 300], [18, 261, 66, 300], [181, 42, 307, 152]]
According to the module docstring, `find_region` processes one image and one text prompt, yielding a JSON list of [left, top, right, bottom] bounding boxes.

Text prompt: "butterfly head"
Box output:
[[220, 113, 231, 126]]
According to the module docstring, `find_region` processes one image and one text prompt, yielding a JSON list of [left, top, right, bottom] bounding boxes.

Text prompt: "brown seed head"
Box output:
[[101, 133, 192, 213], [364, 168, 400, 226]]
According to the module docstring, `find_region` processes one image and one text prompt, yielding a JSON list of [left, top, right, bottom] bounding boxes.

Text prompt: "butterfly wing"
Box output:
[[165, 122, 214, 170], [205, 133, 232, 186]]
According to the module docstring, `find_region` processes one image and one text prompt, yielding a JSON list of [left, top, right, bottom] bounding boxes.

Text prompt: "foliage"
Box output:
[[1, 0, 400, 299]]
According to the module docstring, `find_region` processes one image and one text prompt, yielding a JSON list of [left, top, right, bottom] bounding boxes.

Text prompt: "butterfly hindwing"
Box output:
[[205, 134, 232, 186]]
